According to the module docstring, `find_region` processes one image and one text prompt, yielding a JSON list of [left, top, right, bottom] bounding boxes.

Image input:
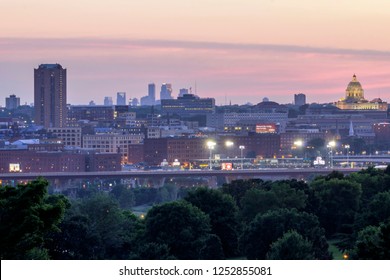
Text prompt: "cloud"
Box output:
[[2, 37, 390, 58]]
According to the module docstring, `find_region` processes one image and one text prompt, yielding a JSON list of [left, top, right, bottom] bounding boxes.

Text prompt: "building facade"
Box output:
[[335, 75, 388, 111], [47, 127, 82, 147], [34, 64, 67, 128], [117, 92, 126, 105], [5, 94, 20, 110], [83, 133, 144, 164], [160, 83, 173, 100], [161, 94, 215, 115], [294, 93, 306, 106]]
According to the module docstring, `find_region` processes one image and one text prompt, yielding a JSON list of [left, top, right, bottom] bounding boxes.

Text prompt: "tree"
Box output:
[[351, 225, 382, 259], [239, 208, 329, 260], [110, 184, 135, 209], [221, 179, 270, 208], [48, 194, 143, 259], [310, 178, 362, 236], [184, 187, 240, 257], [356, 191, 390, 229], [144, 200, 219, 259], [266, 230, 315, 260], [240, 181, 307, 222], [0, 178, 68, 259]]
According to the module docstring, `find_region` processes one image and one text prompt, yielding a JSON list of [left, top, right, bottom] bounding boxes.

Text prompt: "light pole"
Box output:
[[207, 141, 216, 170], [327, 140, 336, 168], [239, 145, 245, 169], [345, 144, 350, 167]]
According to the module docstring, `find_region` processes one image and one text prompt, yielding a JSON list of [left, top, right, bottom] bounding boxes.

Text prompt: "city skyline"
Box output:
[[1, 0, 390, 106]]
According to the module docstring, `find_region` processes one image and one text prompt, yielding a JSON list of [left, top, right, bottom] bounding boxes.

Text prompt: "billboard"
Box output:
[[221, 162, 233, 170], [256, 123, 277, 134]]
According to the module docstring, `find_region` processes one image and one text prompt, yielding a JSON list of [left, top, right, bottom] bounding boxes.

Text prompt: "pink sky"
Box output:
[[1, 0, 390, 106]]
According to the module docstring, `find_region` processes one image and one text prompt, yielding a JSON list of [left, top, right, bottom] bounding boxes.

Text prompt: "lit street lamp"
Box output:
[[327, 140, 336, 168], [207, 141, 216, 170], [345, 144, 350, 167], [239, 145, 245, 169]]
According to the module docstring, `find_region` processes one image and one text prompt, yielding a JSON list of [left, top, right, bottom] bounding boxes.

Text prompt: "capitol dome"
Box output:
[[345, 74, 365, 102]]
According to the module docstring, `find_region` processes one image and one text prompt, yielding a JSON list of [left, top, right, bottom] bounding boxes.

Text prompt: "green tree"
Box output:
[[266, 230, 315, 260], [356, 191, 390, 229], [184, 187, 240, 257], [310, 178, 362, 236], [240, 181, 307, 222], [221, 179, 270, 207], [240, 188, 278, 222], [144, 200, 218, 259], [110, 184, 135, 209], [0, 178, 68, 259], [48, 194, 143, 259], [239, 208, 329, 260], [351, 225, 382, 259]]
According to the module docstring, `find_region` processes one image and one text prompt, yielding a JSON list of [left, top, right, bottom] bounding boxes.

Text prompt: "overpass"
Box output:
[[0, 167, 363, 188]]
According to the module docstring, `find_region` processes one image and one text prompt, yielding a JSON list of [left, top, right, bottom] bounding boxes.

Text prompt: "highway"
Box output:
[[0, 167, 363, 181]]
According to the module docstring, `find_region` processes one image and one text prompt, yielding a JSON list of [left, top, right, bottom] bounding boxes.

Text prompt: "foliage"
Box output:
[[266, 230, 315, 260], [221, 179, 270, 207], [240, 181, 307, 222], [310, 178, 362, 236], [144, 200, 219, 259], [0, 178, 69, 259], [110, 184, 135, 209], [239, 208, 330, 260], [48, 194, 143, 259], [184, 187, 240, 257]]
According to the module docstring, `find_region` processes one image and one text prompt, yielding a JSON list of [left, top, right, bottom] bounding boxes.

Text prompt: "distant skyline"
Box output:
[[1, 0, 390, 106]]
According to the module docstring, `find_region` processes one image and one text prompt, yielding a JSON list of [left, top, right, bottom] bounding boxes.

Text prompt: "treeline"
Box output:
[[1, 166, 390, 259]]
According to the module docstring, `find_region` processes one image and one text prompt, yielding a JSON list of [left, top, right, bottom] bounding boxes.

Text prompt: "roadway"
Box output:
[[0, 167, 363, 181]]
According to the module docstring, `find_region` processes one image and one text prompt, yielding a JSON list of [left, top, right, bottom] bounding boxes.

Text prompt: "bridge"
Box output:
[[0, 167, 363, 189]]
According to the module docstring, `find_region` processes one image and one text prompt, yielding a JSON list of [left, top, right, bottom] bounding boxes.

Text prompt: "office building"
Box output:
[[34, 64, 67, 128], [104, 96, 113, 106], [294, 93, 306, 106], [160, 83, 173, 100], [140, 83, 156, 106], [161, 94, 215, 115], [148, 83, 156, 102], [117, 92, 126, 105], [5, 94, 20, 110]]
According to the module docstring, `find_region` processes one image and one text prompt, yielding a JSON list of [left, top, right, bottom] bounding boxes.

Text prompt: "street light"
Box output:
[[207, 141, 216, 170], [327, 140, 336, 168], [239, 145, 245, 169], [345, 144, 350, 167]]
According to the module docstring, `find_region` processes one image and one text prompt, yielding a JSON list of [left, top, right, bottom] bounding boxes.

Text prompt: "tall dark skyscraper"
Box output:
[[148, 83, 156, 102], [34, 64, 67, 128]]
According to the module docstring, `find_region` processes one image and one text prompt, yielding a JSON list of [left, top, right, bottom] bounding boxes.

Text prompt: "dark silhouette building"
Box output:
[[34, 64, 67, 128]]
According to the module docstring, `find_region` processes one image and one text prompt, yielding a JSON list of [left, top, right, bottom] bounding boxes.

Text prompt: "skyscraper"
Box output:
[[34, 64, 67, 128], [104, 96, 113, 106], [294, 93, 306, 106], [117, 92, 126, 105], [148, 83, 156, 102], [160, 83, 172, 100], [5, 94, 20, 110]]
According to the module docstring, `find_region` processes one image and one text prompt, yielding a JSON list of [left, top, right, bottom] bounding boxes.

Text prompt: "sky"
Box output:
[[1, 0, 390, 106]]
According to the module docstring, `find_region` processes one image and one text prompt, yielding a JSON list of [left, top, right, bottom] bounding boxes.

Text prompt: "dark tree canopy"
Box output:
[[239, 208, 330, 260], [184, 187, 240, 257], [0, 178, 68, 259], [144, 200, 220, 259], [266, 230, 315, 260]]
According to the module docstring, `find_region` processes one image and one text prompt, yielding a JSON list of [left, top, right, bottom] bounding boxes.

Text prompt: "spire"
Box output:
[[349, 120, 355, 137]]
